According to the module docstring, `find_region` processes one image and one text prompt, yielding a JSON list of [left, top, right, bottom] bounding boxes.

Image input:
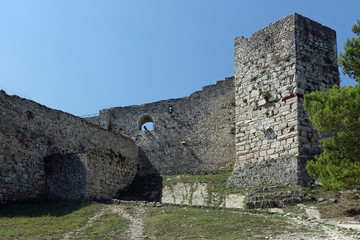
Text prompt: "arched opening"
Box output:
[[138, 115, 154, 131]]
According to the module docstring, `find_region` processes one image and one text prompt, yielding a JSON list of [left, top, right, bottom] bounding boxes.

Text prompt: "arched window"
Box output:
[[138, 115, 154, 131]]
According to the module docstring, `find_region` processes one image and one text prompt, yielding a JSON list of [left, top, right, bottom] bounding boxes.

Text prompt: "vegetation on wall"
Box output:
[[305, 19, 360, 190]]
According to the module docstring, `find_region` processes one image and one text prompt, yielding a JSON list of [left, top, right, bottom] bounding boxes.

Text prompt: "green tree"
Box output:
[[305, 85, 360, 190], [305, 19, 360, 190], [338, 19, 360, 82]]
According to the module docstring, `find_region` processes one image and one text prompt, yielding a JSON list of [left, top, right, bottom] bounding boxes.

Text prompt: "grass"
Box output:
[[1, 198, 350, 239], [144, 206, 321, 239], [71, 211, 130, 240], [337, 226, 360, 237], [0, 200, 129, 240], [1, 180, 359, 239]]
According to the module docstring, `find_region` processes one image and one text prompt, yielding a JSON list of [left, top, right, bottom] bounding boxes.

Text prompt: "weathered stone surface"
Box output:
[[162, 182, 208, 206], [243, 185, 314, 209], [161, 182, 247, 208], [305, 206, 321, 220], [269, 208, 284, 214], [230, 13, 339, 187], [228, 156, 313, 188], [0, 13, 342, 203], [0, 90, 138, 202], [87, 78, 235, 175], [225, 193, 246, 209], [116, 149, 162, 202]]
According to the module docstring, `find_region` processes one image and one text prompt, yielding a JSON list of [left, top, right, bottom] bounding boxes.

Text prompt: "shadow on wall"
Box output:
[[116, 149, 162, 202], [44, 154, 87, 200]]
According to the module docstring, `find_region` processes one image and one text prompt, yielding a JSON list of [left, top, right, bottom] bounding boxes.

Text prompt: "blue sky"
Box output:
[[0, 1, 359, 116]]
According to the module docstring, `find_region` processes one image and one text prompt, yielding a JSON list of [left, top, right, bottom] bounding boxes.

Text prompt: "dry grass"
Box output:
[[315, 190, 360, 220]]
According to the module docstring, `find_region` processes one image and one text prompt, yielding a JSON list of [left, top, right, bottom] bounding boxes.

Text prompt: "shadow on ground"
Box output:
[[0, 199, 91, 217]]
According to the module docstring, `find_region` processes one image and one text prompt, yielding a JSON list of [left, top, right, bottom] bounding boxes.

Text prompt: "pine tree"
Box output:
[[305, 85, 360, 190], [338, 19, 360, 82], [305, 19, 360, 190]]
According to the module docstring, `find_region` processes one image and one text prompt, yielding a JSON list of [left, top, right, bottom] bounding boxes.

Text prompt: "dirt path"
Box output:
[[59, 203, 360, 239], [61, 207, 108, 240], [275, 216, 360, 239], [109, 204, 146, 240], [61, 204, 146, 240]]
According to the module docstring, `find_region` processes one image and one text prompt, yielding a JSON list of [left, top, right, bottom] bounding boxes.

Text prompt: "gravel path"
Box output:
[[274, 216, 360, 239], [109, 205, 146, 240], [61, 205, 146, 240]]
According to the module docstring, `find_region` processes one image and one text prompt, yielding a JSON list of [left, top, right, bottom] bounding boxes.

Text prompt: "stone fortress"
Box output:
[[0, 13, 339, 203]]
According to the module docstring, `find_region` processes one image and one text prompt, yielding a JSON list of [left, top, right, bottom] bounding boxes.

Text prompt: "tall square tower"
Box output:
[[229, 13, 339, 187]]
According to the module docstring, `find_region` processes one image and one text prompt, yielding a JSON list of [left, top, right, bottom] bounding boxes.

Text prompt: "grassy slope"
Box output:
[[144, 206, 320, 239], [1, 174, 359, 239], [0, 200, 129, 240], [0, 200, 323, 240]]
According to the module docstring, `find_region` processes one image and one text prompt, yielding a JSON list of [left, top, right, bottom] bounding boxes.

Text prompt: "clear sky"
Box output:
[[0, 1, 359, 116]]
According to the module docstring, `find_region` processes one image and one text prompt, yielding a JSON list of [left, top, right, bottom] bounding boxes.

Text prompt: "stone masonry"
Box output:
[[0, 13, 341, 202], [228, 13, 339, 187], [87, 78, 235, 175], [0, 90, 139, 202]]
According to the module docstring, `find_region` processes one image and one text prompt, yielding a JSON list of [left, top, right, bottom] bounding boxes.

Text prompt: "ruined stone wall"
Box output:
[[88, 78, 235, 175], [0, 90, 139, 202], [228, 13, 339, 187], [294, 15, 339, 156], [0, 14, 340, 202]]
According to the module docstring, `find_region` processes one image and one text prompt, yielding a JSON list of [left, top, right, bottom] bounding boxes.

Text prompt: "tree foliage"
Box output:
[[338, 19, 360, 82], [305, 19, 360, 190], [305, 85, 360, 190]]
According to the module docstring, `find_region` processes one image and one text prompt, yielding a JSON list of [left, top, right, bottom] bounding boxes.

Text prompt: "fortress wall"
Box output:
[[294, 15, 339, 156], [233, 13, 298, 165], [0, 13, 340, 202], [229, 13, 339, 187], [0, 90, 139, 202], [88, 78, 236, 175]]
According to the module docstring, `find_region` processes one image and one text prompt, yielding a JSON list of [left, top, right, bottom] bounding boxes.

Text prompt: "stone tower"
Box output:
[[228, 13, 339, 187]]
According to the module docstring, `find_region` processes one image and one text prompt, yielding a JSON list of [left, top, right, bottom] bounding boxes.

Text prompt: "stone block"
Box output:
[[4, 177, 12, 183], [225, 194, 246, 209], [294, 87, 305, 95], [270, 141, 280, 148], [267, 148, 275, 155]]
